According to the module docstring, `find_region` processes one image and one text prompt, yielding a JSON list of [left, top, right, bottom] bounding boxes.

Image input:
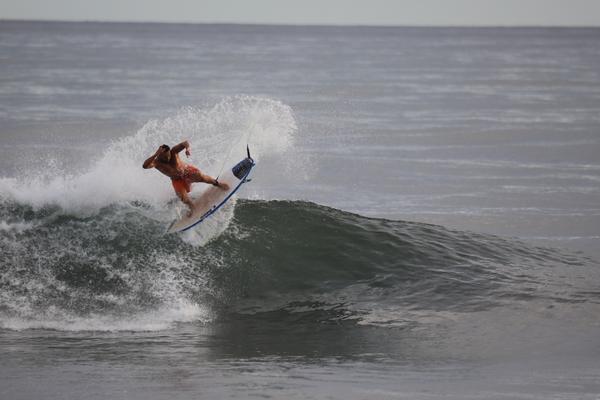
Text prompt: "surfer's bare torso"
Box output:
[[153, 150, 185, 180]]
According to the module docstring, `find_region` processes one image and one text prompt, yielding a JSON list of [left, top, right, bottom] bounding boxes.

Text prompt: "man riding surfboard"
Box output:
[[143, 140, 229, 214]]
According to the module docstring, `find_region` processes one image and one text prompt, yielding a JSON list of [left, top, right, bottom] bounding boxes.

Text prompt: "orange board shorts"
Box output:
[[171, 165, 200, 196]]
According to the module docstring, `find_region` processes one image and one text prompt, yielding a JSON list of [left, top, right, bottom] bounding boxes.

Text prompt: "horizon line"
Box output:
[[2, 17, 600, 29]]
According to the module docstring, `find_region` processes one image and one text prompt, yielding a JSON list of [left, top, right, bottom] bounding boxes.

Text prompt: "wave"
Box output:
[[0, 97, 596, 331], [0, 198, 594, 331]]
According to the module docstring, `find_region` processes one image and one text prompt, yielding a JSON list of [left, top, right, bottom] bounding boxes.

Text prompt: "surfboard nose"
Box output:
[[232, 158, 254, 180]]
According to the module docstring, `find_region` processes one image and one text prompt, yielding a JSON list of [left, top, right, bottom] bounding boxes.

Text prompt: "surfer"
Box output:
[[143, 141, 229, 214]]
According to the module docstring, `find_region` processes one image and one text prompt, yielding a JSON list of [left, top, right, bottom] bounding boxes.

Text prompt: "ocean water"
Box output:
[[1, 21, 599, 399]]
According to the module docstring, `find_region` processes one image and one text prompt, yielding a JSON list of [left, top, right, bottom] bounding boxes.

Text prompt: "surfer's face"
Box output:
[[158, 145, 171, 162]]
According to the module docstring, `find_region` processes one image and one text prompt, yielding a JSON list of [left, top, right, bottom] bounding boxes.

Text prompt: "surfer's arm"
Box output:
[[172, 140, 191, 156], [142, 150, 161, 169]]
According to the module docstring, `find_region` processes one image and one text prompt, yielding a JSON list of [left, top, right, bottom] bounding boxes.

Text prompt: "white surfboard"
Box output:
[[166, 151, 255, 234]]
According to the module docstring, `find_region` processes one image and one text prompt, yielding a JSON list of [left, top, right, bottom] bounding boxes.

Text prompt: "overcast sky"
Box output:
[[2, 0, 600, 26]]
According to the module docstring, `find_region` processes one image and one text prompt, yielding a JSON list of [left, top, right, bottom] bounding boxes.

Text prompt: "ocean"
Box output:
[[1, 21, 599, 399]]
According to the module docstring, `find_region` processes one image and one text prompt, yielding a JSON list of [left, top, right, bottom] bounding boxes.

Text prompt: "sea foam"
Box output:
[[0, 96, 297, 215]]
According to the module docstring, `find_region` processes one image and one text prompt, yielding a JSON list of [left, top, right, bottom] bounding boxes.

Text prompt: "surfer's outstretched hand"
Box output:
[[185, 148, 191, 157]]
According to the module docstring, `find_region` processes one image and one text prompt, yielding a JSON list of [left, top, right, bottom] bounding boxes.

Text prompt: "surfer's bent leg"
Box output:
[[172, 179, 195, 213], [186, 166, 229, 190]]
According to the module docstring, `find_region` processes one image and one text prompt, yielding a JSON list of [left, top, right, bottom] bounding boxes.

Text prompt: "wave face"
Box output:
[[0, 198, 593, 331]]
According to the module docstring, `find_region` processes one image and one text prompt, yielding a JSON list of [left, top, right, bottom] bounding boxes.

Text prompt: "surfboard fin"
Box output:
[[247, 145, 252, 161]]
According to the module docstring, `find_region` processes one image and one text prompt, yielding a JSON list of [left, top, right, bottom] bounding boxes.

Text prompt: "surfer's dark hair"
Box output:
[[160, 144, 170, 151]]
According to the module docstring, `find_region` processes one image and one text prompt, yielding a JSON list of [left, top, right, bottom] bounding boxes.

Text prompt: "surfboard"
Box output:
[[166, 150, 255, 234]]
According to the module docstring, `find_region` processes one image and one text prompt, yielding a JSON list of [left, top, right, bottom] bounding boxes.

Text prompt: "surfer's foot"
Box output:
[[213, 179, 229, 190], [186, 205, 196, 218]]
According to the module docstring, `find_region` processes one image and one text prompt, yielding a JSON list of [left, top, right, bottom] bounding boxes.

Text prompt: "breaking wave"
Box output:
[[0, 199, 595, 331], [0, 96, 596, 332]]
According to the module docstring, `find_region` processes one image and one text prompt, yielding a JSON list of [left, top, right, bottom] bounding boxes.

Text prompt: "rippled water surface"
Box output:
[[1, 21, 599, 399]]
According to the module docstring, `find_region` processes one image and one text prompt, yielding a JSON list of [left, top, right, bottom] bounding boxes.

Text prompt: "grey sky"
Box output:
[[2, 0, 600, 26]]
